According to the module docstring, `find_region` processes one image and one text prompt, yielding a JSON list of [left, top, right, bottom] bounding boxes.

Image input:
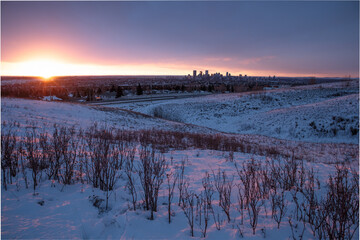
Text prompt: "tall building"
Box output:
[[193, 70, 197, 78], [205, 70, 209, 76], [226, 72, 229, 77]]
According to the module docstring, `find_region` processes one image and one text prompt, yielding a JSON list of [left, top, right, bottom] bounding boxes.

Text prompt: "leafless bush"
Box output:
[[76, 129, 87, 184], [1, 127, 17, 190], [300, 168, 320, 233], [271, 190, 287, 229], [202, 171, 214, 211], [227, 151, 234, 162], [124, 146, 137, 211], [181, 182, 195, 237], [85, 125, 107, 189], [236, 159, 263, 235], [177, 157, 186, 206], [17, 142, 29, 189], [39, 131, 55, 180], [320, 165, 359, 239], [59, 127, 79, 185], [283, 155, 298, 191], [288, 215, 306, 240], [166, 171, 177, 223], [237, 184, 245, 225], [212, 168, 233, 222], [51, 125, 66, 182], [84, 126, 123, 209], [196, 172, 214, 237], [137, 146, 167, 220], [24, 128, 42, 194], [101, 143, 121, 210]]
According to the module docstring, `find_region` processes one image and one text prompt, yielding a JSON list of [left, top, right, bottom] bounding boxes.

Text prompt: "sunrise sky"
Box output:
[[1, 1, 359, 78]]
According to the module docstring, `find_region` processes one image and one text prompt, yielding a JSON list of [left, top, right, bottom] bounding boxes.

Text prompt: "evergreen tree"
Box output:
[[116, 86, 123, 98], [110, 85, 116, 92], [136, 84, 143, 95], [226, 84, 231, 92], [181, 84, 185, 92]]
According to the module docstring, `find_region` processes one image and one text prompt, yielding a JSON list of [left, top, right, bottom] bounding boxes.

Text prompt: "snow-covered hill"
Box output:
[[1, 98, 217, 134], [133, 81, 359, 144]]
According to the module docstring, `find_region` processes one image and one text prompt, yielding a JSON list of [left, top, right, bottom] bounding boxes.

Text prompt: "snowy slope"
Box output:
[[2, 149, 346, 239], [1, 81, 358, 240], [127, 81, 359, 144], [1, 98, 217, 134]]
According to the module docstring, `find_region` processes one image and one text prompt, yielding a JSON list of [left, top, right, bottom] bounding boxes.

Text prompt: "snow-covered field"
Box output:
[[110, 81, 359, 144], [1, 98, 217, 134], [1, 80, 359, 239], [3, 148, 350, 239]]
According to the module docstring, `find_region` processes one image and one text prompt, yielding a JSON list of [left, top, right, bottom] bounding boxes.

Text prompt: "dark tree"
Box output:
[[181, 85, 185, 92], [136, 84, 143, 95], [110, 85, 116, 92], [116, 86, 123, 98]]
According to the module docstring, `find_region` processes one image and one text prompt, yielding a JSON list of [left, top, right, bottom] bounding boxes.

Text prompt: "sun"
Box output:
[[40, 73, 53, 80], [14, 59, 66, 79]]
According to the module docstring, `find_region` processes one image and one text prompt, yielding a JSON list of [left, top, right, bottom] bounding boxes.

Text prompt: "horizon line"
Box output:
[[1, 74, 357, 79]]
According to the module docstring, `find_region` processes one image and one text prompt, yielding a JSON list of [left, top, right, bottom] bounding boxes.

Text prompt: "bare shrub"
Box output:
[[283, 154, 298, 191], [124, 146, 137, 211], [181, 182, 195, 237], [101, 142, 121, 210], [18, 142, 29, 189], [84, 126, 123, 210], [320, 165, 359, 239], [196, 172, 214, 237], [237, 184, 245, 225], [166, 171, 177, 223], [1, 127, 17, 190], [177, 157, 186, 206], [288, 215, 306, 240], [59, 127, 79, 185], [272, 190, 287, 228], [212, 168, 233, 222], [300, 168, 320, 234], [137, 146, 167, 220], [39, 131, 55, 180], [76, 129, 87, 184], [236, 159, 263, 235], [24, 128, 42, 194]]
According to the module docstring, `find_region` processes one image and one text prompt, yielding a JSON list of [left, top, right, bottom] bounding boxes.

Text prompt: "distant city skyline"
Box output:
[[1, 1, 359, 78]]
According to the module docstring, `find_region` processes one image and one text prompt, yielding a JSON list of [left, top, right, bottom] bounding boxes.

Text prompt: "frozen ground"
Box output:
[[108, 81, 359, 144], [2, 149, 347, 239], [2, 97, 356, 165], [1, 97, 217, 135], [1, 80, 359, 239]]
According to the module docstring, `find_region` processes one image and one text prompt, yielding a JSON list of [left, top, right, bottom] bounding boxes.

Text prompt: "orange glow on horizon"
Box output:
[[1, 59, 356, 78]]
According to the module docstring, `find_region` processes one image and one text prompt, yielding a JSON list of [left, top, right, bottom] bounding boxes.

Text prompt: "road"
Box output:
[[87, 93, 211, 106]]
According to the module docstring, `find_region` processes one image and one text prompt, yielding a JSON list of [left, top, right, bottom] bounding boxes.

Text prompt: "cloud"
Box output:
[[204, 57, 233, 62], [238, 56, 275, 65]]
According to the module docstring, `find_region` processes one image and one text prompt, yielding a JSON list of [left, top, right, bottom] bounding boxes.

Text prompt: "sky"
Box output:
[[1, 1, 359, 78]]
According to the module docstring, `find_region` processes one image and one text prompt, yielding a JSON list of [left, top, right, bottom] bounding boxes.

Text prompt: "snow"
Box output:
[[42, 96, 63, 101], [1, 98, 217, 134], [2, 149, 346, 239], [1, 80, 358, 239], [109, 81, 359, 144]]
